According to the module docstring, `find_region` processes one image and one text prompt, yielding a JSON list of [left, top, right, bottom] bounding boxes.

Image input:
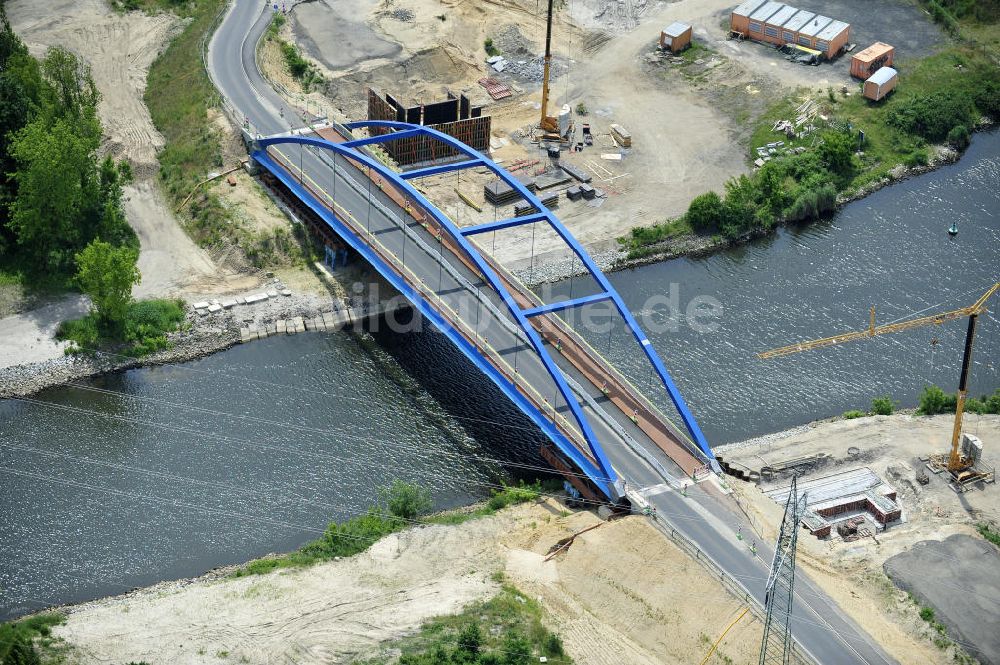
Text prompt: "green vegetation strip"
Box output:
[[356, 584, 571, 665], [232, 481, 544, 577], [0, 613, 67, 665], [57, 297, 186, 357]]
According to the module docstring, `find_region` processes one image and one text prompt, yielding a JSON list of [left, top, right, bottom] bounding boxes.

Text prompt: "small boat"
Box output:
[[948, 222, 959, 236]]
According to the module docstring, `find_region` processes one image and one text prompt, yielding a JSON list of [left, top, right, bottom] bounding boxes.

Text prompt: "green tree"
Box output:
[[8, 118, 100, 270], [74, 239, 141, 333], [817, 131, 856, 180], [380, 480, 432, 521], [918, 385, 956, 415], [457, 621, 483, 656], [502, 631, 532, 665], [685, 191, 724, 232], [39, 46, 100, 125]]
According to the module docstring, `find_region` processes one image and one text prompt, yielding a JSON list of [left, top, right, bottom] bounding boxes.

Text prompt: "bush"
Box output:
[[843, 410, 866, 420], [685, 191, 725, 232], [917, 385, 957, 415], [888, 93, 973, 142], [947, 124, 970, 150], [978, 523, 1000, 547], [784, 183, 837, 222], [903, 149, 929, 168], [484, 38, 500, 57], [973, 79, 1000, 121], [280, 41, 308, 78], [871, 395, 895, 416], [380, 480, 432, 520], [920, 606, 935, 622]]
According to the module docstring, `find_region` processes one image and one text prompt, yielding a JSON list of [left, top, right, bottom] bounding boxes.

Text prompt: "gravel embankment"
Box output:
[[0, 280, 392, 399]]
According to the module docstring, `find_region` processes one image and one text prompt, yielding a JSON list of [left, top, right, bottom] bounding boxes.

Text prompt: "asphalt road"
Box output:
[[206, 4, 897, 663]]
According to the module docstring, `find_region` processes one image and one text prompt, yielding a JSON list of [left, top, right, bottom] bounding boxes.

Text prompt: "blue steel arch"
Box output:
[[347, 121, 714, 468], [252, 122, 714, 500]]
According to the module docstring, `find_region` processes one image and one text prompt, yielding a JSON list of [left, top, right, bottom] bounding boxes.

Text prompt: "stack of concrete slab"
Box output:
[[579, 183, 596, 200], [484, 176, 535, 206], [533, 171, 572, 191], [561, 163, 592, 183], [514, 191, 558, 215], [566, 186, 583, 201]]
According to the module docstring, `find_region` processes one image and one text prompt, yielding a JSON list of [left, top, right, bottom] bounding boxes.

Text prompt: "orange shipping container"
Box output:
[[851, 42, 895, 79]]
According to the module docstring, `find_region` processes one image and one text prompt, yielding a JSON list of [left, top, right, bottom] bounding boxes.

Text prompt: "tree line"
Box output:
[[0, 6, 135, 284]]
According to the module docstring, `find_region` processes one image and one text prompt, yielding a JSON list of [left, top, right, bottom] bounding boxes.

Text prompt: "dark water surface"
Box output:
[[2, 132, 998, 619]]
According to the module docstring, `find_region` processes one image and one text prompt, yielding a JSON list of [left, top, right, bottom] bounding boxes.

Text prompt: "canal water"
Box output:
[[2, 131, 998, 619]]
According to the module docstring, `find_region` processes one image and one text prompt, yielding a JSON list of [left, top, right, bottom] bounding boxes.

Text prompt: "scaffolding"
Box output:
[[366, 88, 492, 166], [759, 476, 807, 665]]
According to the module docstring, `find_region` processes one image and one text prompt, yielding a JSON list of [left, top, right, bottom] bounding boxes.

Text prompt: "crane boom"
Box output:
[[757, 283, 1000, 360]]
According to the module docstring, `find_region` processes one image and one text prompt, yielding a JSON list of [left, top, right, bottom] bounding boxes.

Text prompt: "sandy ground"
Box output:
[[0, 296, 88, 368], [51, 499, 764, 665], [719, 413, 1000, 665]]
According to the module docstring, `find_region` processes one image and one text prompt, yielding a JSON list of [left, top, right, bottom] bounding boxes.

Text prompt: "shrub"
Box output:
[[888, 93, 973, 142], [871, 395, 895, 416], [280, 42, 308, 78], [903, 149, 929, 168], [816, 131, 857, 179], [784, 183, 837, 222], [685, 191, 725, 232], [380, 480, 432, 520], [843, 410, 866, 420], [920, 606, 935, 622], [947, 124, 970, 150], [973, 79, 1000, 121], [918, 385, 957, 415], [978, 523, 1000, 547], [484, 38, 500, 57]]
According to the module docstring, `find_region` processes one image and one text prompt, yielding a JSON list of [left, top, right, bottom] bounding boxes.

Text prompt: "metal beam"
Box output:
[[340, 128, 424, 149], [460, 212, 548, 236], [523, 292, 612, 318], [399, 158, 482, 180]]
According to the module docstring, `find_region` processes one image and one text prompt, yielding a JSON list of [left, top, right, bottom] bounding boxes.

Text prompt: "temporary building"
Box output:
[[762, 4, 798, 45], [729, 2, 850, 59], [814, 20, 851, 58], [780, 9, 814, 43], [851, 42, 895, 79], [730, 0, 768, 36], [747, 1, 784, 39], [796, 14, 832, 47], [660, 21, 693, 52], [863, 66, 898, 101]]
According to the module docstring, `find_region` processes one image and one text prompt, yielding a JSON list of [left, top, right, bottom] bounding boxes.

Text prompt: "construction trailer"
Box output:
[[851, 41, 895, 79], [730, 2, 851, 59], [660, 21, 692, 52], [862, 66, 898, 101]]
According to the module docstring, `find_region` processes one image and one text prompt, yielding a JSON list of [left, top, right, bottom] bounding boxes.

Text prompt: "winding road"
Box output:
[[206, 3, 898, 664]]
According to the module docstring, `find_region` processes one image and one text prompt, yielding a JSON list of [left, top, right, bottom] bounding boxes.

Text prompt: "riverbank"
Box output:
[[28, 498, 765, 665]]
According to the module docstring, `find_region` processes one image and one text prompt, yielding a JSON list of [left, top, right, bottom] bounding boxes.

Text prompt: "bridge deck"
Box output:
[[252, 123, 710, 498]]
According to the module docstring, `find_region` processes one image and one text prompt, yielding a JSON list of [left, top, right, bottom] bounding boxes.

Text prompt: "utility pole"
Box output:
[[759, 475, 807, 665]]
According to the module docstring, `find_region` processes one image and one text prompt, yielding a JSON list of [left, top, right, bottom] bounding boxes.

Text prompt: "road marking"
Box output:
[[639, 483, 670, 497]]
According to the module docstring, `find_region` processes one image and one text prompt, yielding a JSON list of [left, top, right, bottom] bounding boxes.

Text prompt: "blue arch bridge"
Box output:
[[248, 120, 717, 503]]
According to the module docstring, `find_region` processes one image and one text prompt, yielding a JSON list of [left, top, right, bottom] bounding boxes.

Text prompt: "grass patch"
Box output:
[[139, 0, 234, 249], [57, 298, 186, 357], [842, 410, 866, 420], [618, 217, 692, 260], [264, 14, 324, 92], [977, 523, 1000, 547], [0, 613, 67, 664], [356, 584, 572, 665], [233, 482, 544, 577]]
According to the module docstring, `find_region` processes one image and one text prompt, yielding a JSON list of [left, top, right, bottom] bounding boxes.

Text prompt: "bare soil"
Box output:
[[50, 500, 764, 665]]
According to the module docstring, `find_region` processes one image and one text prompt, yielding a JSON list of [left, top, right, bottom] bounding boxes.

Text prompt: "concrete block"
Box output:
[[193, 301, 210, 310], [322, 312, 337, 328], [312, 317, 325, 331], [245, 293, 268, 304], [236, 297, 246, 305], [281, 289, 292, 296], [266, 324, 276, 335], [239, 328, 251, 343], [197, 309, 208, 317], [267, 290, 279, 298], [258, 328, 269, 339], [292, 316, 304, 328], [221, 299, 237, 309], [207, 304, 223, 313], [276, 320, 286, 334]]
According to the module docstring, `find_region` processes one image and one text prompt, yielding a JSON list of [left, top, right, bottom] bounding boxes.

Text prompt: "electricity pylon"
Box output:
[[759, 475, 807, 665]]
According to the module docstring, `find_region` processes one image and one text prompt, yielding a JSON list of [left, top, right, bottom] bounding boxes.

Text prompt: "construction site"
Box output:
[[1, 0, 998, 663]]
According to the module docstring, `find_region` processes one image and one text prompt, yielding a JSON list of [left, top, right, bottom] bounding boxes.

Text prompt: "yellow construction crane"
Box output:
[[757, 282, 1000, 480], [539, 0, 559, 135]]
